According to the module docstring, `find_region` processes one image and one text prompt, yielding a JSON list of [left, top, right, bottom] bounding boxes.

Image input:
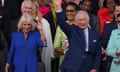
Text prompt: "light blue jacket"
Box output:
[[106, 29, 120, 72]]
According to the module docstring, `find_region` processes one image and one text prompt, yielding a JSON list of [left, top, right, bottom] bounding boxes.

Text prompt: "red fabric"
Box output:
[[98, 8, 113, 36], [39, 6, 51, 17]]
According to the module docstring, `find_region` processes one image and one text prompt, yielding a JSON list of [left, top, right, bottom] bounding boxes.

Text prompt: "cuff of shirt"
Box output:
[[56, 8, 62, 13], [64, 50, 66, 54]]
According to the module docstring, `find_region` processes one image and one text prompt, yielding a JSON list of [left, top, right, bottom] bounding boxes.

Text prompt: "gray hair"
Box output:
[[75, 10, 89, 22], [21, 0, 34, 9], [17, 14, 36, 31]]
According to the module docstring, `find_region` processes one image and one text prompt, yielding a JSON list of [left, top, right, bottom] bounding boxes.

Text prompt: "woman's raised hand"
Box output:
[[52, 0, 62, 10]]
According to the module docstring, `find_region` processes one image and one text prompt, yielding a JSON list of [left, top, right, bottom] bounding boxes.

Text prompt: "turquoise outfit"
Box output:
[[106, 29, 120, 72]]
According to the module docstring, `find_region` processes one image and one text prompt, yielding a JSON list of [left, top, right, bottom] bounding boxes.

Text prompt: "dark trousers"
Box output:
[[0, 62, 5, 72], [61, 70, 75, 72], [61, 60, 88, 72], [100, 56, 112, 72], [51, 58, 59, 72], [105, 56, 112, 72]]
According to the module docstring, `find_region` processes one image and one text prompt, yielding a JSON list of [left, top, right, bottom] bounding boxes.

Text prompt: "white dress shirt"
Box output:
[[1, 0, 4, 7], [84, 28, 89, 52]]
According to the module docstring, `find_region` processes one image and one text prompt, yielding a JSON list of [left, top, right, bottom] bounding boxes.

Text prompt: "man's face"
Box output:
[[21, 2, 33, 15], [114, 6, 120, 19], [76, 13, 89, 29]]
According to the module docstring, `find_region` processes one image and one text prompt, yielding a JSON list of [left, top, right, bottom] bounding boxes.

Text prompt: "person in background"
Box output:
[[1, 0, 20, 41], [99, 0, 104, 8], [79, 0, 99, 15], [33, 0, 51, 17], [54, 0, 101, 72], [0, 30, 8, 72], [5, 14, 44, 72], [98, 0, 116, 36], [90, 0, 99, 15], [63, 0, 81, 6], [102, 3, 120, 72], [9, 0, 34, 46], [80, 0, 100, 33], [32, 1, 54, 72], [54, 2, 79, 72], [44, 0, 63, 72], [106, 13, 120, 72]]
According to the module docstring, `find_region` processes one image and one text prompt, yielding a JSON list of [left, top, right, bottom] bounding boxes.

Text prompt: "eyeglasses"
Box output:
[[66, 10, 75, 13]]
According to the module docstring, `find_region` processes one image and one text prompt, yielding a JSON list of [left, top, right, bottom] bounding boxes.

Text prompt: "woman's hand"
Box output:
[[36, 20, 47, 45], [5, 63, 10, 72], [36, 20, 42, 31], [116, 49, 120, 56], [52, 0, 62, 10], [55, 48, 65, 55]]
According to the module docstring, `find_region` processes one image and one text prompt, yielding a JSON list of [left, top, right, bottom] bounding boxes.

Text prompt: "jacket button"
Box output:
[[82, 55, 86, 59]]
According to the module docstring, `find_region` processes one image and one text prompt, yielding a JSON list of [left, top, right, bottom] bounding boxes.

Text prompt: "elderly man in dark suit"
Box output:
[[53, 0, 101, 72]]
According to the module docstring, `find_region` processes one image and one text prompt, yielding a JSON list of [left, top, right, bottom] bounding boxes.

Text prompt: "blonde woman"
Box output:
[[32, 1, 54, 72], [5, 14, 44, 72]]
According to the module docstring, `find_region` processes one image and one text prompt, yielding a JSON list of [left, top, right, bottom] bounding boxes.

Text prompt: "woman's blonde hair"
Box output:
[[32, 1, 42, 20], [17, 14, 36, 31]]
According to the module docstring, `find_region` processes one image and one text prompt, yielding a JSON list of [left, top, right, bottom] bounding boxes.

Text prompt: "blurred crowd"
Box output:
[[0, 0, 120, 72]]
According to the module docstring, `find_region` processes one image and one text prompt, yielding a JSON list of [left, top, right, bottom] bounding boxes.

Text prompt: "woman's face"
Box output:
[[21, 21, 32, 33], [80, 0, 92, 12], [106, 0, 115, 12], [114, 6, 120, 19], [66, 5, 76, 21]]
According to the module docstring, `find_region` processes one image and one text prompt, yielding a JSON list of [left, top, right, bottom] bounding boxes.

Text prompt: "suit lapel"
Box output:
[[88, 29, 93, 52], [75, 26, 86, 51]]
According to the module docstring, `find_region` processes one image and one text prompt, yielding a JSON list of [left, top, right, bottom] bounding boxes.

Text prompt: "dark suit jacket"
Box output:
[[44, 11, 57, 41], [2, 0, 20, 41], [102, 21, 117, 49], [56, 12, 101, 72], [0, 30, 8, 62], [89, 13, 100, 33]]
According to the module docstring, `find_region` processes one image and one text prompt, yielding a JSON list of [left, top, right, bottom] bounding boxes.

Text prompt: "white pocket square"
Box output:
[[93, 40, 97, 43]]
